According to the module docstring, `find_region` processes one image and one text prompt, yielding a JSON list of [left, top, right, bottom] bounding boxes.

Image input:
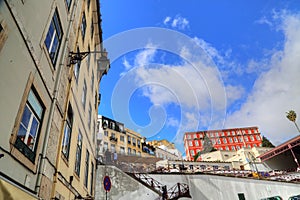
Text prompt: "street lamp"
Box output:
[[286, 110, 300, 133], [68, 49, 110, 77]]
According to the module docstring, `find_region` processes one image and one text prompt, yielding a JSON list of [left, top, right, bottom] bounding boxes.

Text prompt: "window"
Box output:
[[104, 131, 108, 136], [120, 135, 124, 142], [187, 134, 191, 139], [91, 19, 94, 39], [15, 88, 44, 162], [256, 135, 261, 140], [225, 146, 229, 150], [189, 141, 193, 146], [132, 138, 136, 146], [128, 136, 131, 144], [75, 131, 82, 176], [87, 0, 91, 10], [62, 103, 73, 159], [133, 149, 136, 155], [111, 144, 115, 153], [244, 136, 249, 142], [120, 147, 125, 154], [45, 9, 63, 66], [65, 0, 72, 10], [92, 121, 95, 142], [238, 193, 246, 200], [88, 103, 91, 128], [128, 147, 131, 155], [210, 133, 214, 137], [236, 146, 240, 150], [239, 137, 243, 142], [110, 122, 115, 130], [229, 137, 233, 143], [234, 137, 238, 142], [190, 150, 195, 156], [217, 139, 221, 144], [90, 162, 94, 195], [223, 138, 227, 143], [87, 45, 91, 72], [193, 134, 197, 139], [195, 140, 199, 146], [74, 47, 81, 83], [81, 12, 86, 40], [250, 135, 254, 141], [91, 71, 94, 92], [137, 140, 140, 148], [231, 146, 235, 150], [84, 150, 89, 188], [82, 80, 87, 108], [231, 131, 235, 136], [103, 142, 108, 151]]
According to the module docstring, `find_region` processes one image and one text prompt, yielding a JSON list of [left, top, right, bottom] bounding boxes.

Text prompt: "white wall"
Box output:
[[96, 165, 300, 200]]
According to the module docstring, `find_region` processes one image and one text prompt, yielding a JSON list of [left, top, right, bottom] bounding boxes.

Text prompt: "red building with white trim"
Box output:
[[184, 126, 263, 161]]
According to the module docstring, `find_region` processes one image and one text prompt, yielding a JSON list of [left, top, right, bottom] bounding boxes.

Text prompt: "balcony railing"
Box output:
[[109, 136, 118, 142]]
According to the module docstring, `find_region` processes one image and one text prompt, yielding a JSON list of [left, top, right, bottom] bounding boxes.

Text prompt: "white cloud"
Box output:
[[166, 117, 180, 127], [122, 57, 132, 70], [134, 43, 157, 67], [163, 15, 189, 30], [225, 12, 300, 145], [163, 16, 171, 25], [255, 16, 273, 27]]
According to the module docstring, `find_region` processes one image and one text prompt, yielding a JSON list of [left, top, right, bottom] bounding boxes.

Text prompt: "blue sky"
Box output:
[[98, 0, 300, 153]]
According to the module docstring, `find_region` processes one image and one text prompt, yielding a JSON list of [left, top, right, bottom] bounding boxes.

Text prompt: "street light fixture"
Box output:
[[68, 49, 110, 76]]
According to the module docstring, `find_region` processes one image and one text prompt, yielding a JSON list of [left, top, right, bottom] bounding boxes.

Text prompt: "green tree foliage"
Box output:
[[262, 136, 275, 147], [193, 133, 215, 161]]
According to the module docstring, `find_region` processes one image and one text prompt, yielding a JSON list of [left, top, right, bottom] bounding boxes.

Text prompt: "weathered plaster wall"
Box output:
[[96, 165, 300, 200]]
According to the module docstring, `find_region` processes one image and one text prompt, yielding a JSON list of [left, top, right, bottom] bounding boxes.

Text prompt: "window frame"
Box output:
[[14, 87, 45, 163], [44, 9, 63, 67], [82, 79, 87, 109], [62, 103, 73, 160], [75, 131, 82, 176], [84, 150, 89, 188], [65, 0, 72, 11], [81, 12, 87, 41]]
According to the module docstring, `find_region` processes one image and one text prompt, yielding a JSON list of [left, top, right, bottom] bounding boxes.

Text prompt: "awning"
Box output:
[[0, 178, 38, 200]]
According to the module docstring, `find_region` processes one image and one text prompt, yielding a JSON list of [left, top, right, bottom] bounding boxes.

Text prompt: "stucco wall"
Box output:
[[95, 165, 159, 200], [96, 165, 300, 200]]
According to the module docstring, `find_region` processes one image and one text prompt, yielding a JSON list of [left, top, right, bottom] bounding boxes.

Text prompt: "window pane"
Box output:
[[45, 24, 54, 50], [62, 124, 71, 158], [15, 88, 44, 159], [44, 10, 63, 66], [21, 105, 31, 128], [28, 90, 43, 118], [17, 125, 27, 138], [29, 116, 39, 137]]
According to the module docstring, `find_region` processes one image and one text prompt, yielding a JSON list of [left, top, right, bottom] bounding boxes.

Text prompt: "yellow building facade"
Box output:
[[0, 0, 109, 199]]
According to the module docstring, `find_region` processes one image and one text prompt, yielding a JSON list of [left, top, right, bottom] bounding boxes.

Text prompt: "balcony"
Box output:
[[109, 136, 118, 142]]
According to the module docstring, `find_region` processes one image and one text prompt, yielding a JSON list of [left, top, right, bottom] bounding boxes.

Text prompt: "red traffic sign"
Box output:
[[103, 176, 111, 191]]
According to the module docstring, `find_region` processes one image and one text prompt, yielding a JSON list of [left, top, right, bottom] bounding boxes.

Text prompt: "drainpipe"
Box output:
[[35, 0, 79, 194]]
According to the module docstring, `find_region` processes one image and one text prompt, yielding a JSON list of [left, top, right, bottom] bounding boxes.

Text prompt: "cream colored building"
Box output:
[[200, 147, 273, 171], [0, 0, 109, 199], [125, 128, 143, 156], [148, 140, 182, 160]]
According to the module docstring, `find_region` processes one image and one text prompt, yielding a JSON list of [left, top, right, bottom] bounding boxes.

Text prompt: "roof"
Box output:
[[185, 126, 259, 134], [258, 135, 300, 162]]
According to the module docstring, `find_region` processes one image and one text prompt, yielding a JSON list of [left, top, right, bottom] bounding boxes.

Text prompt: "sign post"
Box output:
[[103, 176, 111, 200]]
